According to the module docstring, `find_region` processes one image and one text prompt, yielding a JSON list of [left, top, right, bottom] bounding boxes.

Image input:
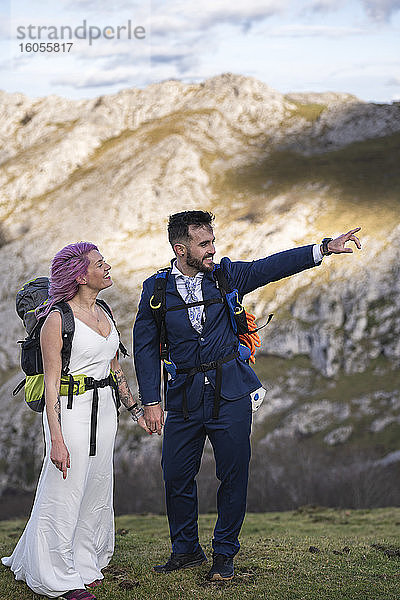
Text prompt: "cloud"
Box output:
[[0, 15, 12, 39], [70, 38, 150, 62], [62, 0, 287, 27], [266, 24, 366, 37], [302, 0, 346, 13], [6, 0, 400, 102], [68, 36, 196, 75], [61, 0, 285, 46], [386, 76, 400, 86], [361, 0, 400, 21], [328, 60, 400, 78], [59, 0, 400, 26], [302, 0, 400, 20], [149, 0, 288, 36], [7, 0, 288, 96], [61, 0, 110, 8], [99, 38, 204, 75], [60, 0, 145, 13], [51, 66, 137, 88], [0, 57, 12, 72]]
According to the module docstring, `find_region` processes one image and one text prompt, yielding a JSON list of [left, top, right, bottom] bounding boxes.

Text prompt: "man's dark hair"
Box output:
[[168, 211, 215, 247]]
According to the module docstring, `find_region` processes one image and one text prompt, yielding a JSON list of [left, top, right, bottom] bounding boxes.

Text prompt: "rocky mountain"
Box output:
[[1, 73, 399, 516]]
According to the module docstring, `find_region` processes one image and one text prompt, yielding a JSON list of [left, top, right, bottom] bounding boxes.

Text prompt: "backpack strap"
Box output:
[[13, 378, 26, 396], [214, 265, 274, 360], [50, 301, 75, 376], [150, 265, 243, 355], [213, 264, 231, 296], [150, 268, 170, 360], [149, 268, 171, 409], [96, 298, 129, 358], [213, 265, 249, 336]]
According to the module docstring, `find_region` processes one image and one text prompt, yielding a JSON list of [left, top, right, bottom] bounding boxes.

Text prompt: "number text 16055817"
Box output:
[[19, 43, 73, 52]]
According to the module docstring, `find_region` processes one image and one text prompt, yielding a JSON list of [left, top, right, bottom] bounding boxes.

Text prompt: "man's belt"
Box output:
[[61, 373, 119, 456], [176, 352, 238, 421]]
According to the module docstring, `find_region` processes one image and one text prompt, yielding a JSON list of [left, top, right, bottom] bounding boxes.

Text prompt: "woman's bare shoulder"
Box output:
[[41, 309, 62, 339]]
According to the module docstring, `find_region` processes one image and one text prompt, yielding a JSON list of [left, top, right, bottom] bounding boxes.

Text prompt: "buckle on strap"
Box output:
[[199, 362, 215, 373], [84, 376, 94, 388], [67, 375, 76, 410], [84, 376, 111, 389], [176, 352, 238, 376]]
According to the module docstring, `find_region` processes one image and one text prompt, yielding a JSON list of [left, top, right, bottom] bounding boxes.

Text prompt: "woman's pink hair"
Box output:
[[36, 241, 98, 318]]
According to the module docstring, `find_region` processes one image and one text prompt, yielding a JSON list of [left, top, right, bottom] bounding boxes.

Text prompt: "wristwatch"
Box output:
[[321, 237, 333, 256], [127, 402, 144, 422], [128, 403, 145, 422], [131, 407, 144, 422]]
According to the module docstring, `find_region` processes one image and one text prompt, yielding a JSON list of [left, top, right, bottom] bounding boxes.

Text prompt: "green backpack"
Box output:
[[13, 277, 127, 411]]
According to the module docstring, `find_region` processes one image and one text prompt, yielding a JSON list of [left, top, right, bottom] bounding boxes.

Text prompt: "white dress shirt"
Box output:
[[171, 261, 206, 326]]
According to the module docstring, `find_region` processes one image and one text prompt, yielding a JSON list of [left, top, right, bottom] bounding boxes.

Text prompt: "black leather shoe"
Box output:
[[153, 549, 207, 573], [207, 553, 234, 581]]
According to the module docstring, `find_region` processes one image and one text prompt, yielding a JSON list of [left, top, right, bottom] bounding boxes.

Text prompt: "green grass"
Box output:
[[223, 132, 400, 201], [215, 131, 400, 234], [288, 101, 328, 122], [254, 354, 400, 404], [1, 508, 400, 599], [252, 354, 400, 453]]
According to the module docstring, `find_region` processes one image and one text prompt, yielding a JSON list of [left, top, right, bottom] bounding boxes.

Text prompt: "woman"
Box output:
[[2, 242, 149, 600]]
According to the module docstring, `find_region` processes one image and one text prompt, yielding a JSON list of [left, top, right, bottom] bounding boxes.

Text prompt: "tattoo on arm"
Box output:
[[114, 367, 134, 409], [54, 396, 61, 425]]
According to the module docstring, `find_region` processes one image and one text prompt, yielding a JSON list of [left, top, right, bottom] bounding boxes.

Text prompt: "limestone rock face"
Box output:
[[0, 73, 399, 499]]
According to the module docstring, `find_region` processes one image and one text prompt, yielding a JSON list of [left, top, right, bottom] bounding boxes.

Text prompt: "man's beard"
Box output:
[[186, 248, 214, 272]]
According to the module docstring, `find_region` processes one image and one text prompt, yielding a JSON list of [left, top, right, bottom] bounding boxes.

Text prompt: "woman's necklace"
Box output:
[[71, 301, 100, 323]]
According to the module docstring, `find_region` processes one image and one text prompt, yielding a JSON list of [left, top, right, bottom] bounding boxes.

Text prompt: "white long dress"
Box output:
[[2, 313, 119, 598]]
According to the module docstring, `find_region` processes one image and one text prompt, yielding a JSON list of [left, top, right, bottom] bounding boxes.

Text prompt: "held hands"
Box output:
[[137, 414, 153, 435], [327, 228, 362, 254], [144, 404, 164, 436], [50, 439, 70, 479]]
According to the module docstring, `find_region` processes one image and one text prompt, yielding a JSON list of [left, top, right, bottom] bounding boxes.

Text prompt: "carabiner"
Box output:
[[150, 295, 162, 310]]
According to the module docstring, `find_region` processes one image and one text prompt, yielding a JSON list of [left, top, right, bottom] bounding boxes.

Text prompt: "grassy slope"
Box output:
[[213, 131, 400, 242], [224, 131, 400, 201], [1, 508, 399, 599], [252, 355, 400, 452]]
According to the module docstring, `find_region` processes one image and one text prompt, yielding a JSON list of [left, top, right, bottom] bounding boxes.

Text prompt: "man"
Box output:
[[133, 210, 361, 581]]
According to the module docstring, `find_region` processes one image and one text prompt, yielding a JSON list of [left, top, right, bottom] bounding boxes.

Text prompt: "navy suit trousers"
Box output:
[[161, 384, 252, 557]]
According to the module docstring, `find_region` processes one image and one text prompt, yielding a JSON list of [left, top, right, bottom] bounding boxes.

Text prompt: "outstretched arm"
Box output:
[[223, 228, 362, 297]]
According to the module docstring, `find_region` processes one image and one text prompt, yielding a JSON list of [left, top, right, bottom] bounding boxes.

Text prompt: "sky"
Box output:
[[1, 0, 400, 102]]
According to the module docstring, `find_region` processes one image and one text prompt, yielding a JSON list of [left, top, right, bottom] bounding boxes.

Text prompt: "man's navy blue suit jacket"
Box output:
[[133, 244, 320, 411]]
